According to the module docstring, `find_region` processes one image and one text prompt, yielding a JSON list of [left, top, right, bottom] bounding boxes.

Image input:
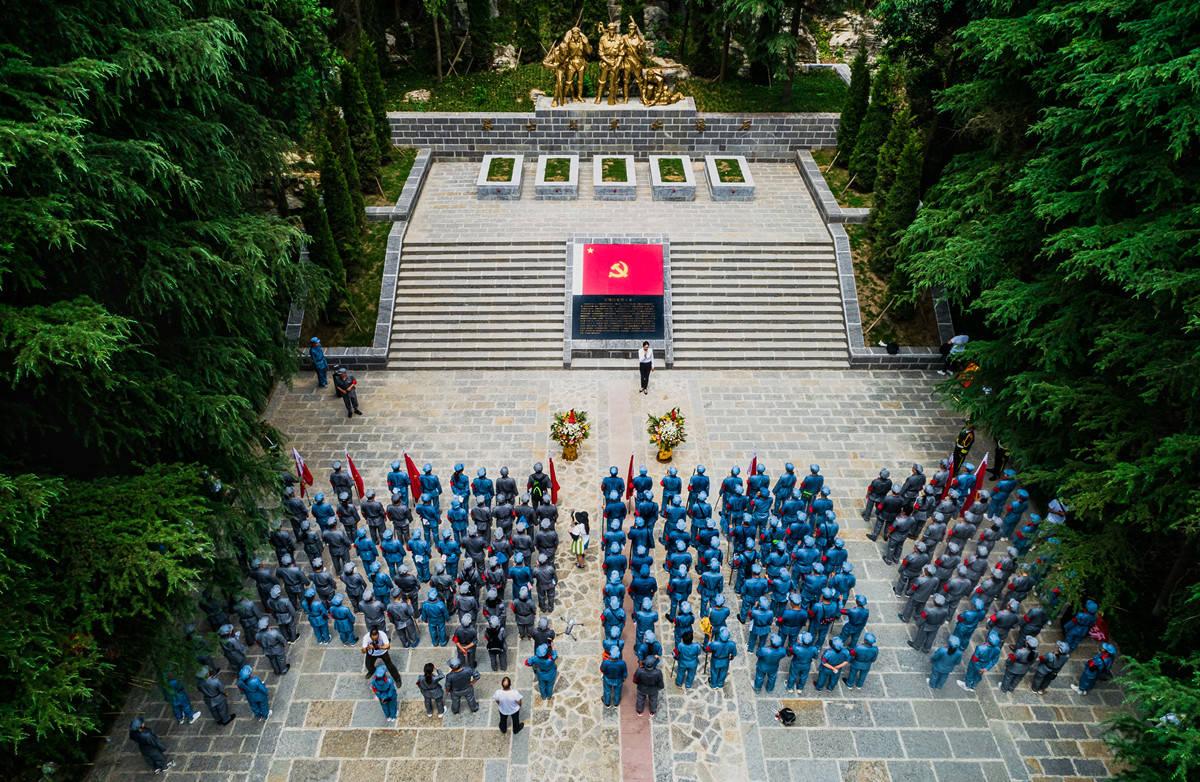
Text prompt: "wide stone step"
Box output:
[[387, 349, 563, 361], [671, 253, 837, 261], [670, 287, 840, 297], [392, 285, 565, 296], [401, 241, 564, 249], [390, 331, 562, 343], [671, 276, 840, 286], [671, 241, 833, 250], [387, 359, 564, 369], [672, 311, 839, 322], [670, 260, 836, 269], [671, 358, 851, 369], [393, 312, 563, 323], [394, 268, 566, 280], [400, 253, 564, 264]]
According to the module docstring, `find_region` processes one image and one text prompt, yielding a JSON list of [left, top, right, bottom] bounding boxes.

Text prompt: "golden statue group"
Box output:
[[542, 19, 685, 107]]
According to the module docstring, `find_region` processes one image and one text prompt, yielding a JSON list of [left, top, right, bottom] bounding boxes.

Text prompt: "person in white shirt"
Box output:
[[492, 676, 523, 734], [361, 628, 401, 683], [638, 341, 654, 394]]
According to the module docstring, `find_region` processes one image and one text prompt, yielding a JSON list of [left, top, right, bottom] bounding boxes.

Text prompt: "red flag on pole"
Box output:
[[939, 448, 956, 501], [403, 452, 422, 497], [749, 450, 757, 479], [292, 447, 314, 497], [345, 449, 365, 498], [625, 452, 635, 500], [961, 453, 988, 517], [549, 456, 561, 505]]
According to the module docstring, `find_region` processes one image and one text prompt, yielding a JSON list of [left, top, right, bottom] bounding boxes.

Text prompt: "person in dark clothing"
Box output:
[[633, 655, 665, 716]]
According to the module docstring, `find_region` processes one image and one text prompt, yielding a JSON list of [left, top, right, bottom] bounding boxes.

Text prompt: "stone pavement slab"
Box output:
[[87, 368, 1124, 782]]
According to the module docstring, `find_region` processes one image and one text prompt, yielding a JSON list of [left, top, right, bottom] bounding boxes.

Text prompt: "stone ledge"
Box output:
[[795, 149, 867, 223], [476, 154, 524, 200]]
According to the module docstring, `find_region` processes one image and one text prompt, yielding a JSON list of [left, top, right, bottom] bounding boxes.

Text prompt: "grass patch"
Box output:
[[658, 157, 686, 182], [302, 221, 392, 347], [811, 150, 873, 209], [678, 70, 847, 113], [601, 157, 628, 182], [714, 158, 744, 183], [365, 147, 417, 207], [487, 156, 515, 181], [543, 157, 571, 182], [846, 224, 940, 347], [384, 64, 847, 113]]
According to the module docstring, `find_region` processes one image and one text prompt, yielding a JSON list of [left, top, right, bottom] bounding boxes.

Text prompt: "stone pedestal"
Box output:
[[535, 154, 578, 200], [704, 155, 755, 201], [592, 155, 637, 201], [476, 154, 524, 200], [649, 155, 695, 201]]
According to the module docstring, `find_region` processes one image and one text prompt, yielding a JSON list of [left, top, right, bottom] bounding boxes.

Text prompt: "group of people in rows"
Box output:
[[129, 459, 570, 772], [864, 454, 1116, 695], [594, 461, 878, 715]]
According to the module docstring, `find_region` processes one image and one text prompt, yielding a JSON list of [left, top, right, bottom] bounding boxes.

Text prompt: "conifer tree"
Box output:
[[339, 60, 381, 190], [325, 107, 366, 227], [356, 32, 392, 158], [836, 50, 871, 167], [300, 182, 346, 307], [867, 107, 914, 242], [317, 133, 360, 269], [847, 59, 896, 191], [870, 127, 923, 277]]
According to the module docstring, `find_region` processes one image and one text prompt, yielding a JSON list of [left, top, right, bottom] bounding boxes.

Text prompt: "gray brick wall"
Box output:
[[388, 108, 839, 161]]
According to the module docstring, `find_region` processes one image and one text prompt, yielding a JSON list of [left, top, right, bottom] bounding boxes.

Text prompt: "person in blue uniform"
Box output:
[[815, 637, 849, 690], [705, 626, 738, 688], [928, 636, 963, 689], [844, 633, 878, 688], [308, 337, 327, 387]]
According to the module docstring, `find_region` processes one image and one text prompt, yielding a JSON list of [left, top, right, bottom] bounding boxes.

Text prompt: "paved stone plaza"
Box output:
[[90, 369, 1124, 782], [405, 159, 832, 245]]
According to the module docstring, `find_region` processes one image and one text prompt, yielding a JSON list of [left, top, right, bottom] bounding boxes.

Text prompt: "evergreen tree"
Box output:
[[300, 182, 346, 308], [317, 133, 361, 269], [356, 32, 392, 158], [326, 107, 366, 227], [867, 106, 914, 241], [847, 58, 896, 191], [339, 60, 382, 190], [0, 0, 329, 772], [869, 124, 923, 278], [891, 0, 1200, 662], [836, 49, 871, 167]]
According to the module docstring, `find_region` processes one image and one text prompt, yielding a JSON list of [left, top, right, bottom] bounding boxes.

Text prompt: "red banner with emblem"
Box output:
[[581, 244, 664, 296]]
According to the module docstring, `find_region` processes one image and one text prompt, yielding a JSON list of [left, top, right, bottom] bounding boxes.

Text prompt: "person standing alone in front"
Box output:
[[638, 341, 653, 394]]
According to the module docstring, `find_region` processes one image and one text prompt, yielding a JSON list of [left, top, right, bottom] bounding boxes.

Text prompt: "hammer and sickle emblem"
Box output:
[[608, 261, 629, 278]]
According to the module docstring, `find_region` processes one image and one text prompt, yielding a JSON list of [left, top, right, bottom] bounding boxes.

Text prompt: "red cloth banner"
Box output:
[[625, 452, 636, 500], [345, 449, 365, 498], [404, 452, 422, 499], [549, 457, 561, 505], [292, 447, 313, 497], [581, 244, 664, 296]]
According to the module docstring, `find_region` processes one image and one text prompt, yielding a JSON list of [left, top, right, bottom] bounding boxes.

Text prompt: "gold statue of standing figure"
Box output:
[[595, 22, 623, 105], [619, 19, 646, 103], [542, 42, 569, 107], [563, 26, 591, 102]]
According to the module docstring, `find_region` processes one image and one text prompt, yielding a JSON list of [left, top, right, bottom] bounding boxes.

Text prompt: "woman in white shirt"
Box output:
[[492, 677, 523, 734], [638, 341, 653, 394]]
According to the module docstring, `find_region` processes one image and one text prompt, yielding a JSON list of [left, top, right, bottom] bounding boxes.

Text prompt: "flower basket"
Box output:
[[550, 410, 590, 460], [647, 407, 686, 460]]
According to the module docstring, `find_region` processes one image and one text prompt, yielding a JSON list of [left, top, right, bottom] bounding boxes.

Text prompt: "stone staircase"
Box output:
[[388, 238, 849, 370], [388, 240, 566, 369], [668, 240, 849, 368]]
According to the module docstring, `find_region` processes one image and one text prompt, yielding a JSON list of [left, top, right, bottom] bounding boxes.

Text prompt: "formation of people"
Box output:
[[864, 446, 1115, 695], [129, 441, 1117, 771], [135, 457, 566, 773], [596, 461, 878, 709]]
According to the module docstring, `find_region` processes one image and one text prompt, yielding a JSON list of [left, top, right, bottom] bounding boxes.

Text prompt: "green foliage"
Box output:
[[0, 0, 327, 770], [836, 49, 870, 167], [325, 107, 366, 227], [383, 62, 847, 112], [867, 106, 913, 240], [339, 60, 382, 189], [1107, 655, 1200, 781], [317, 132, 361, 270], [847, 58, 896, 191], [890, 0, 1200, 658], [869, 123, 922, 277], [356, 32, 392, 157], [300, 183, 346, 307]]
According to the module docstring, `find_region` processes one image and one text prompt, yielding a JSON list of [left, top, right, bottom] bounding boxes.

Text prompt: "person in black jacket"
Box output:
[[128, 717, 173, 773], [633, 655, 665, 716]]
